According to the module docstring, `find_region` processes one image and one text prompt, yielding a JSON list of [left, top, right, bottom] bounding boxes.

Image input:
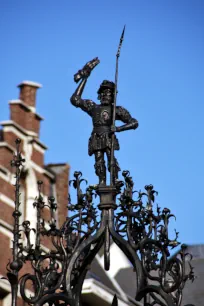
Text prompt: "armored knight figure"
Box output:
[[70, 58, 138, 186]]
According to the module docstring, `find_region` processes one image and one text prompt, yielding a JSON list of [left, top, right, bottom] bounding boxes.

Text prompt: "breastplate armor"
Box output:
[[92, 105, 112, 127]]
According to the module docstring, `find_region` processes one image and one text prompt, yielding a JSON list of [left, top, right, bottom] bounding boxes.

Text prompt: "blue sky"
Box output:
[[0, 1, 203, 245]]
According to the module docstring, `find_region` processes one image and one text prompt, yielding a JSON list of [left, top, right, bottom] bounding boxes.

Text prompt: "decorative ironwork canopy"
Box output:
[[4, 139, 194, 306]]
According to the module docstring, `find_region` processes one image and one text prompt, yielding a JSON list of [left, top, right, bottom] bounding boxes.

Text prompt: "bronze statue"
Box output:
[[70, 58, 138, 186]]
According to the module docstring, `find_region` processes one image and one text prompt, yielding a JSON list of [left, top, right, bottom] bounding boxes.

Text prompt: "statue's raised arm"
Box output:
[[70, 58, 99, 116]]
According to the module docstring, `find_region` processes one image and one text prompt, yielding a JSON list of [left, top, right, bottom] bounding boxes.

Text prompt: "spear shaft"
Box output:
[[110, 26, 125, 186]]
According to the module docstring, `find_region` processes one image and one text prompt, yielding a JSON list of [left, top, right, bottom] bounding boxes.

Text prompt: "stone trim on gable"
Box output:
[[9, 100, 44, 121]]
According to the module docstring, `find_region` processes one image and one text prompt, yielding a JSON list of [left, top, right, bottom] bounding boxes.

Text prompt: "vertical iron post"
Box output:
[[9, 139, 25, 306]]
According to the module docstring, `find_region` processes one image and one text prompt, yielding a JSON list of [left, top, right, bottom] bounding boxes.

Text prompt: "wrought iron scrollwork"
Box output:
[[17, 171, 99, 305], [115, 171, 195, 306], [3, 140, 194, 306]]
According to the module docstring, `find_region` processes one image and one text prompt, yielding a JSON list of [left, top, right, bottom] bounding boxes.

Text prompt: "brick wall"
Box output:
[[46, 164, 70, 227], [0, 178, 15, 202], [0, 233, 12, 278], [31, 147, 44, 166], [10, 104, 41, 135], [0, 147, 14, 171], [3, 131, 23, 149], [0, 202, 14, 226]]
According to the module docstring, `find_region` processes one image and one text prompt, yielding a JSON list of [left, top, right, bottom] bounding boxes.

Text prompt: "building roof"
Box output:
[[181, 244, 204, 306], [87, 243, 204, 306]]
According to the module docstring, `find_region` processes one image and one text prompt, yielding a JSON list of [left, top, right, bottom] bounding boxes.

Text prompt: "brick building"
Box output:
[[0, 81, 69, 305]]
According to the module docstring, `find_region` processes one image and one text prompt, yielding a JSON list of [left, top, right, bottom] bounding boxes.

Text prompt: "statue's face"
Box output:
[[99, 88, 114, 105]]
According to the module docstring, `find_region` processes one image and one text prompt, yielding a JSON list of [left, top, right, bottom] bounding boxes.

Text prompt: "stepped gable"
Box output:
[[0, 81, 69, 305]]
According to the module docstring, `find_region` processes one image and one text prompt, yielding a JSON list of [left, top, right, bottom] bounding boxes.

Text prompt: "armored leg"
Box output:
[[106, 149, 120, 184], [94, 151, 106, 186]]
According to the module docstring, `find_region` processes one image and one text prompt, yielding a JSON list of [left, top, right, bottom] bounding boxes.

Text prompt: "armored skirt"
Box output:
[[88, 131, 119, 156]]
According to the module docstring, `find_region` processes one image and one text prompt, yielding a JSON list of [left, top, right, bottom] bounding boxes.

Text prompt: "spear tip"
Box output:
[[117, 25, 126, 57], [121, 25, 126, 40]]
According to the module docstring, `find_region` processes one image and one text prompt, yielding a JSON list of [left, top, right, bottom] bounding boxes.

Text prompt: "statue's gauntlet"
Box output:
[[117, 119, 138, 132]]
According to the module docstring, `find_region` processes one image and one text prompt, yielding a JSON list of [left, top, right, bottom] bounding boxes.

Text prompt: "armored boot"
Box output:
[[94, 160, 106, 186]]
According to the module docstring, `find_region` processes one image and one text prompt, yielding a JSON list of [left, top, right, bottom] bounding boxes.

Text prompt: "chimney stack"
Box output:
[[18, 81, 42, 108], [8, 81, 43, 135]]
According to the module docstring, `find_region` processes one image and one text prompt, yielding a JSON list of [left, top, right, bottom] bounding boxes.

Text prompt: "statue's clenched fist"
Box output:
[[74, 57, 100, 83]]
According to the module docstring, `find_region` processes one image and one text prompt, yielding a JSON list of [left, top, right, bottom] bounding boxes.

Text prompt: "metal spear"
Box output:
[[110, 25, 126, 185]]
